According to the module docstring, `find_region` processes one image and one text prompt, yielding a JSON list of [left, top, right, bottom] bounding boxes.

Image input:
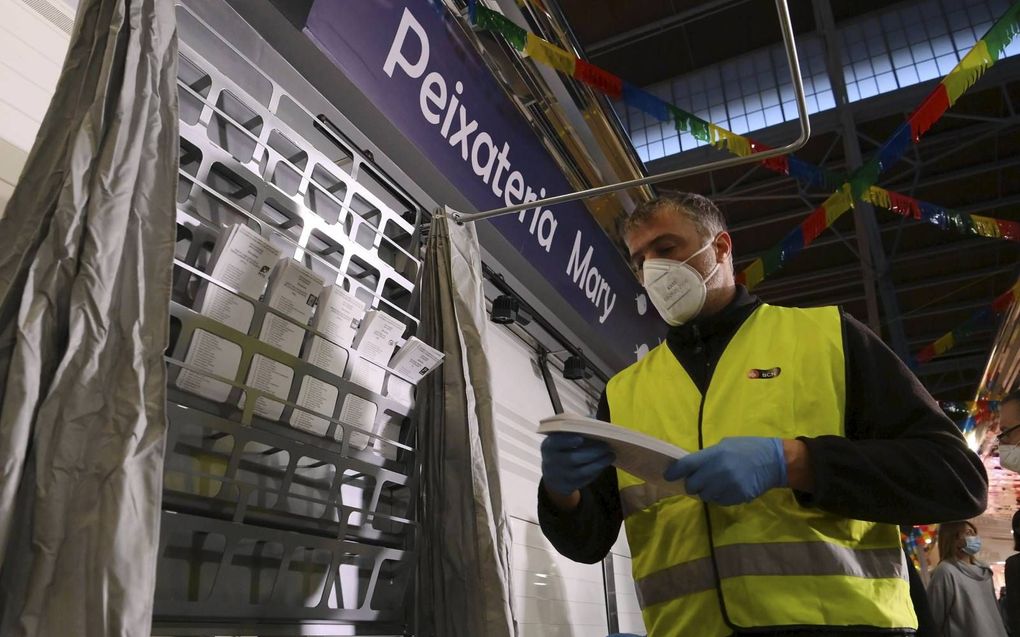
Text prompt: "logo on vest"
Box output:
[[748, 367, 782, 379]]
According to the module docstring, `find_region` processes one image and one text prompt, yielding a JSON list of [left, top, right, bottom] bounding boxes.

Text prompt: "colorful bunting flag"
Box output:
[[574, 59, 622, 99], [476, 6, 527, 50], [912, 281, 1020, 367], [622, 82, 670, 122], [710, 125, 752, 157], [944, 42, 994, 107], [525, 33, 576, 76], [471, 0, 1020, 293]]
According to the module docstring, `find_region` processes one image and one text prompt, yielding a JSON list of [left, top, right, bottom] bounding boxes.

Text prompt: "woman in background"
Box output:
[[928, 520, 1008, 636]]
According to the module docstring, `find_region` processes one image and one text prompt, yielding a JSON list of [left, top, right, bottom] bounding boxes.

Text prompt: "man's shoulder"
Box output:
[[608, 341, 671, 386]]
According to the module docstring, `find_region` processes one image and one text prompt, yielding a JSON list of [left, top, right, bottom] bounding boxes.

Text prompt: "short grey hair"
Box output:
[[619, 193, 728, 242]]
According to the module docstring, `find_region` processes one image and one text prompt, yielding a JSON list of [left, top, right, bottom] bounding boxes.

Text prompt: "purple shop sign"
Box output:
[[305, 1, 666, 366]]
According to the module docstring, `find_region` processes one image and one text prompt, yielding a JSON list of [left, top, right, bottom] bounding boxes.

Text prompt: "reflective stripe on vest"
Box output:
[[606, 304, 917, 635], [636, 542, 908, 609]]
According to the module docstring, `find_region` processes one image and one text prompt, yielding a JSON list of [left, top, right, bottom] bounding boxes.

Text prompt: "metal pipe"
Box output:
[[447, 0, 810, 224]]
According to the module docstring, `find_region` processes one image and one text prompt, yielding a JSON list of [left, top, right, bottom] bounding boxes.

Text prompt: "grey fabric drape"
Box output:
[[417, 214, 517, 637], [0, 0, 178, 634]]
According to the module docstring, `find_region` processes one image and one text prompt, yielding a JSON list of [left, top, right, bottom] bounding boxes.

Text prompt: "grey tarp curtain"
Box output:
[[0, 0, 178, 635], [417, 214, 517, 637]]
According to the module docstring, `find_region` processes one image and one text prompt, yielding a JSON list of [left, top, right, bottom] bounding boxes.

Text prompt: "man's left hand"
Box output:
[[663, 437, 788, 506]]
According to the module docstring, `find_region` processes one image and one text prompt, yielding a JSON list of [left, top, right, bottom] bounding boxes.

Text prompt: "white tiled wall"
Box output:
[[551, 362, 647, 635], [612, 533, 646, 634], [485, 324, 611, 637], [0, 0, 74, 211]]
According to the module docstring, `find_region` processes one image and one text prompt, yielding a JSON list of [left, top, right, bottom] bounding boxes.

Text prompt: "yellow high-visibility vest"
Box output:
[[606, 304, 916, 636]]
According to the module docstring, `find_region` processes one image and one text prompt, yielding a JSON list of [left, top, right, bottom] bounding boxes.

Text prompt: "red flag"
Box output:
[[888, 191, 922, 220], [908, 84, 950, 142], [573, 60, 623, 100], [801, 207, 828, 245]]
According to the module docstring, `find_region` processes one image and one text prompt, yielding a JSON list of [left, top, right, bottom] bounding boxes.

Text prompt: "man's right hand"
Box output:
[[540, 433, 615, 508]]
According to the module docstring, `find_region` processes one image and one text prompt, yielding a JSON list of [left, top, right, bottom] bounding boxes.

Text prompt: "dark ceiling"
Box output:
[[560, 0, 891, 86], [556, 0, 1020, 401]]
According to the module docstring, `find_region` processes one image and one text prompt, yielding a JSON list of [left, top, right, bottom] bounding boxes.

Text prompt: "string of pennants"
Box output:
[[912, 279, 1020, 366], [469, 1, 1020, 277], [469, 1, 1020, 365]]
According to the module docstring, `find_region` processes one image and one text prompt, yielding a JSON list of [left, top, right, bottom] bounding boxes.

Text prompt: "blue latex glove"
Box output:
[[541, 432, 615, 496], [663, 437, 787, 506]]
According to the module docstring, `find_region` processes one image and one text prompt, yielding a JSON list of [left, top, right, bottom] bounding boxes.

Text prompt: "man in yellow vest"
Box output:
[[538, 193, 987, 636]]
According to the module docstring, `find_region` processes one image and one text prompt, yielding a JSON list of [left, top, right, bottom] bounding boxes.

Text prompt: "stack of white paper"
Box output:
[[177, 224, 281, 402], [536, 413, 692, 496], [289, 284, 367, 437], [388, 336, 444, 382], [338, 357, 386, 450], [241, 258, 324, 420], [351, 309, 405, 366]]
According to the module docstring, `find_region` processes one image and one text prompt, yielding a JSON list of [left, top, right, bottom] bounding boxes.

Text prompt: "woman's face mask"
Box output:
[[642, 240, 720, 326], [962, 535, 982, 556]]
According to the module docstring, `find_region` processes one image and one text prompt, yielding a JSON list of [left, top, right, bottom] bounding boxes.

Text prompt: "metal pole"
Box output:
[[537, 347, 565, 414], [813, 0, 910, 359], [448, 0, 811, 224]]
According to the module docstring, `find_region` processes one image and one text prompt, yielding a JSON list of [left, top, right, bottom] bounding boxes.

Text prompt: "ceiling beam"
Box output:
[[914, 353, 989, 376], [585, 0, 748, 57]]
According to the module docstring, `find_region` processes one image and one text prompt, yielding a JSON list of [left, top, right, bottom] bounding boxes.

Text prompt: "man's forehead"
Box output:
[[626, 210, 698, 248]]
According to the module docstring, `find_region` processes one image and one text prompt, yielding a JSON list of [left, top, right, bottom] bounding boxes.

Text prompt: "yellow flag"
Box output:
[[863, 186, 892, 210], [743, 259, 765, 290], [970, 215, 1001, 238], [933, 332, 955, 355], [944, 41, 992, 106], [824, 185, 854, 224], [525, 34, 576, 76], [710, 126, 752, 157]]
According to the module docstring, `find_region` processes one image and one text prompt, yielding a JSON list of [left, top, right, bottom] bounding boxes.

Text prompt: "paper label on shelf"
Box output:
[[175, 329, 243, 402], [339, 394, 378, 450], [240, 354, 294, 421], [349, 357, 386, 394], [313, 284, 366, 348], [289, 375, 340, 437], [352, 309, 405, 366], [259, 259, 324, 356], [193, 224, 281, 334], [306, 335, 350, 377], [388, 336, 444, 382]]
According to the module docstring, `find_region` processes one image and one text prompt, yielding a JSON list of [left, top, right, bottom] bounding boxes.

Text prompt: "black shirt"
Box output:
[[1005, 553, 1020, 635], [538, 286, 987, 635]]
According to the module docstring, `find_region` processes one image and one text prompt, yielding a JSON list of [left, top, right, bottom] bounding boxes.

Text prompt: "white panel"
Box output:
[[0, 61, 57, 121], [0, 179, 13, 215], [486, 323, 553, 522], [510, 517, 608, 636], [0, 35, 62, 90], [0, 0, 71, 154], [0, 101, 40, 152], [0, 137, 27, 191], [0, 0, 71, 65], [485, 324, 609, 635], [612, 552, 646, 634]]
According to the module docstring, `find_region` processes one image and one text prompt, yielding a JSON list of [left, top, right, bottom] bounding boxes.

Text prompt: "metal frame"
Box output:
[[156, 3, 429, 633], [447, 0, 811, 224]]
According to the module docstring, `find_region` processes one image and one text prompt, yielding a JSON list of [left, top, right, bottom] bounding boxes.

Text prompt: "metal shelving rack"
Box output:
[[153, 5, 426, 635]]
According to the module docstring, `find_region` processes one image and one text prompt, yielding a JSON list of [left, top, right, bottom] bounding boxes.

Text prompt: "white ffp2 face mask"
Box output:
[[642, 240, 720, 326], [1001, 444, 1020, 472]]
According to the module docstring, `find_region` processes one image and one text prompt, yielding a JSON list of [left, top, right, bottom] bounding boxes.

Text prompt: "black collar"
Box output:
[[667, 285, 761, 351]]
